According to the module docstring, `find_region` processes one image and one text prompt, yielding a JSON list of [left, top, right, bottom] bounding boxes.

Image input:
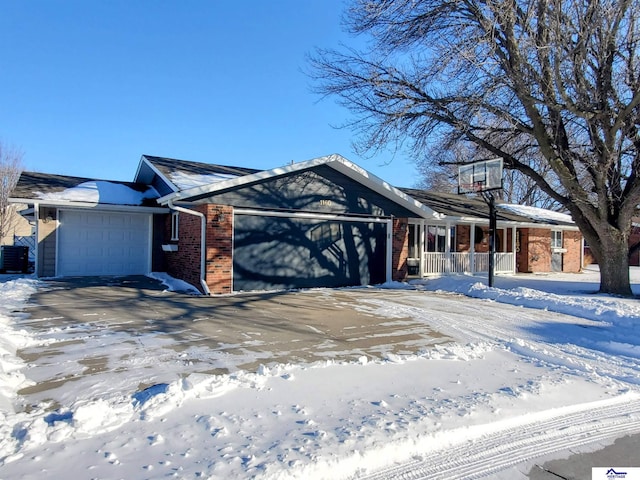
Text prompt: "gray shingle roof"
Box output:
[[400, 188, 574, 225], [12, 171, 160, 206], [142, 155, 261, 179]]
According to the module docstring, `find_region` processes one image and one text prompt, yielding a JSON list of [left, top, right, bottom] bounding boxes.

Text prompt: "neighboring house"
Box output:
[[1, 204, 33, 245], [584, 218, 640, 267], [9, 154, 583, 294]]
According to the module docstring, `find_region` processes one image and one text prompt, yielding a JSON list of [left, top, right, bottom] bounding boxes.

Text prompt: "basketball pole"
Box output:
[[488, 192, 497, 288]]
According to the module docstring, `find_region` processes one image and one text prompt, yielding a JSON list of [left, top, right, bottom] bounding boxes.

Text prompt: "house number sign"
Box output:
[[320, 199, 332, 206]]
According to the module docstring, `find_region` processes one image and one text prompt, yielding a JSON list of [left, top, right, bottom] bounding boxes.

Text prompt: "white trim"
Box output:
[[234, 208, 390, 224], [9, 197, 169, 213], [385, 219, 392, 283], [159, 154, 439, 220]]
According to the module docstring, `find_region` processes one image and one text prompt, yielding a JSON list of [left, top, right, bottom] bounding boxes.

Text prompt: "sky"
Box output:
[[0, 1, 419, 187]]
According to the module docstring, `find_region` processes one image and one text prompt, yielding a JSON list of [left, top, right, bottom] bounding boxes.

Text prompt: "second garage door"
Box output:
[[233, 214, 387, 292], [57, 210, 151, 276]]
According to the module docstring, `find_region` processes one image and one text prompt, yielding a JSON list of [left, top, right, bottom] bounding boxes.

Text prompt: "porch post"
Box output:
[[511, 226, 517, 273], [445, 221, 452, 273], [470, 223, 476, 274], [419, 220, 426, 276]]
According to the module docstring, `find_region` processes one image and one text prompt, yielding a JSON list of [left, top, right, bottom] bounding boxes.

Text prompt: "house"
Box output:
[[584, 218, 640, 267], [10, 154, 583, 294]]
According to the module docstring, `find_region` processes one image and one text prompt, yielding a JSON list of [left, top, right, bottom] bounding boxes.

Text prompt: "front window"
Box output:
[[551, 230, 562, 249], [426, 225, 455, 253]]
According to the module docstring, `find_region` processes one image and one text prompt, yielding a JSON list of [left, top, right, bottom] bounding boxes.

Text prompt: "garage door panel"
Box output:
[[233, 215, 386, 292], [58, 210, 151, 276]]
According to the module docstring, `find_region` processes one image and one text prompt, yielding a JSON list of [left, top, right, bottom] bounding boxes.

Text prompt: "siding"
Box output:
[[191, 165, 417, 218]]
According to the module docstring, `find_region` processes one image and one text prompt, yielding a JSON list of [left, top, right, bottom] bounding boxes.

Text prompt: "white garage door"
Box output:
[[58, 210, 151, 276]]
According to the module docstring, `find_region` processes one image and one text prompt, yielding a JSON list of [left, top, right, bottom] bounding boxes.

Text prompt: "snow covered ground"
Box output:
[[1, 267, 640, 479]]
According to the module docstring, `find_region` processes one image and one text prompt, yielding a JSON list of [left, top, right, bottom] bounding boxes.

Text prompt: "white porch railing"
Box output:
[[421, 252, 515, 275]]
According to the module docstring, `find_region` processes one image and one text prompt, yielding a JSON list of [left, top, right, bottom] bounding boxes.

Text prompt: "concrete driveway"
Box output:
[[17, 276, 449, 406]]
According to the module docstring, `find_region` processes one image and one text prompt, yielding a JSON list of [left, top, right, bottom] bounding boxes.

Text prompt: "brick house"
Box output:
[[10, 154, 583, 294]]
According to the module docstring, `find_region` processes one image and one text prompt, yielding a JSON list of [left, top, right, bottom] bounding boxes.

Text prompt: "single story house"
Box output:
[[10, 154, 582, 294]]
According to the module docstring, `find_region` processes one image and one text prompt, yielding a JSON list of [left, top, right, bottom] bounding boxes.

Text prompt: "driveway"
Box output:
[[17, 276, 449, 409]]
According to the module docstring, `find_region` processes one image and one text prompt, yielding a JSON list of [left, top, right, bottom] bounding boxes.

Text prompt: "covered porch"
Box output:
[[406, 220, 518, 276]]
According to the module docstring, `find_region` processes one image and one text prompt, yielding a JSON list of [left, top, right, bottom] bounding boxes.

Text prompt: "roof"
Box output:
[[157, 153, 439, 219], [11, 171, 161, 208], [137, 155, 262, 192], [400, 188, 575, 226], [10, 156, 576, 227]]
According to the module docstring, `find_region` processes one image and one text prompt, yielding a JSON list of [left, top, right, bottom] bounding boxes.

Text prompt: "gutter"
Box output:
[[167, 199, 211, 295]]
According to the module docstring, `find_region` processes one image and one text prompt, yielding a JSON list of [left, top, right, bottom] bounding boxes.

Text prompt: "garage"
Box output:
[[233, 213, 388, 292], [57, 210, 151, 276]]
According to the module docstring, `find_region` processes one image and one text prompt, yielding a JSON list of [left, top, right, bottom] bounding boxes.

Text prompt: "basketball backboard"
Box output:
[[458, 158, 503, 194]]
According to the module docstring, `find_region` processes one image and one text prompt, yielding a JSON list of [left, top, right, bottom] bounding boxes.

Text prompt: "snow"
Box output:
[[1, 267, 640, 479], [35, 181, 159, 205], [147, 272, 202, 295], [498, 203, 574, 224], [169, 171, 238, 190]]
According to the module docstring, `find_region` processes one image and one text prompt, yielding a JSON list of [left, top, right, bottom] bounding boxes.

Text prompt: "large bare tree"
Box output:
[[0, 142, 24, 243], [310, 0, 640, 295]]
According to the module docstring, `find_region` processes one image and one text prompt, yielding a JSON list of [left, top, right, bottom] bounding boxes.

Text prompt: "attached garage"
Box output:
[[57, 210, 151, 276], [233, 213, 388, 291]]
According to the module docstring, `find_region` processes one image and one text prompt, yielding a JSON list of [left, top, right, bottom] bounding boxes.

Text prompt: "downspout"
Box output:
[[167, 199, 211, 295], [34, 202, 40, 277]]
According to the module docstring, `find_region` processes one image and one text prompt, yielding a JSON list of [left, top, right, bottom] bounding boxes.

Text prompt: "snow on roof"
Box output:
[[169, 171, 239, 190], [35, 181, 159, 205], [498, 204, 573, 224]]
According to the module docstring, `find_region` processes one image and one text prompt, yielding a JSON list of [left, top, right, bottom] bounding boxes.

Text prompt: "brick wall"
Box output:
[[562, 230, 582, 273], [204, 205, 233, 294], [164, 205, 235, 295], [456, 224, 490, 253], [630, 226, 640, 267], [523, 228, 551, 272], [392, 218, 409, 281], [165, 206, 205, 292]]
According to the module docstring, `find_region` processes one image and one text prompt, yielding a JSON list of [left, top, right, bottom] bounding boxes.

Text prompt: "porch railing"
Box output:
[[420, 252, 515, 275]]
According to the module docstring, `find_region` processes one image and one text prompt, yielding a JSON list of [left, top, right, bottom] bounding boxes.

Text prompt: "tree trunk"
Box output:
[[593, 232, 633, 296]]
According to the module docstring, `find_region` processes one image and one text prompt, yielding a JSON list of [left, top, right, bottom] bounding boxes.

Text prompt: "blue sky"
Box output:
[[0, 0, 418, 187]]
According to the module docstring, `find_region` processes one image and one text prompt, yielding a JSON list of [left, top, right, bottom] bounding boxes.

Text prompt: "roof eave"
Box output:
[[10, 196, 169, 213]]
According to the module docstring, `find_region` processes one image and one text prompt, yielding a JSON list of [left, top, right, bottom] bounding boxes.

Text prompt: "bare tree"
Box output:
[[310, 0, 640, 295], [0, 142, 24, 243]]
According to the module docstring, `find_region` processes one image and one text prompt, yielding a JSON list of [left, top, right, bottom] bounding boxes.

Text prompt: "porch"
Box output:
[[406, 220, 518, 277]]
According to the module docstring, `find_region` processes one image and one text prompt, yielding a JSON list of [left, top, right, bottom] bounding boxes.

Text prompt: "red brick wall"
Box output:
[[392, 218, 409, 281], [165, 206, 205, 291], [563, 230, 582, 273], [204, 205, 233, 294], [164, 205, 234, 294], [456, 224, 489, 253], [630, 226, 640, 267], [524, 228, 551, 272]]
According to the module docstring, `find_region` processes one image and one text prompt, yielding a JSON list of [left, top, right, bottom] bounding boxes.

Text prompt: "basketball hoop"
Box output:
[[457, 159, 503, 194], [457, 158, 504, 288]]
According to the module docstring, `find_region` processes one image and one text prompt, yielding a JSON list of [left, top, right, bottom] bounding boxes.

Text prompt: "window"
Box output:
[[426, 225, 455, 253], [171, 212, 179, 241], [551, 230, 562, 249]]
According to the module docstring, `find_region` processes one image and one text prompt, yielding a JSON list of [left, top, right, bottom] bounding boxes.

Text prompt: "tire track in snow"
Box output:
[[357, 396, 640, 479], [347, 292, 640, 479]]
